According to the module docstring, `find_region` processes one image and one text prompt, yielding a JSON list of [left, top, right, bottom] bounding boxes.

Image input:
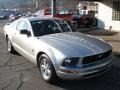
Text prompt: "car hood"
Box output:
[[38, 32, 112, 57]]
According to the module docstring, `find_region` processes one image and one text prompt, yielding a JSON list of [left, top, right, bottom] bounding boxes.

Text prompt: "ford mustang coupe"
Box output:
[[4, 17, 114, 82]]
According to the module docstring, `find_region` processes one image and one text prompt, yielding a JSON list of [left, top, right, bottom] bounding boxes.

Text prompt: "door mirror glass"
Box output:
[[20, 30, 28, 34], [20, 30, 31, 36]]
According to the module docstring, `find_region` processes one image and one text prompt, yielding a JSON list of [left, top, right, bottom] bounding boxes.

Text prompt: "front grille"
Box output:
[[82, 50, 112, 64]]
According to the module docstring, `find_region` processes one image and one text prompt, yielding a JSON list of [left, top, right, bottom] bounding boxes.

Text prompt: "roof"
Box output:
[[24, 16, 60, 21]]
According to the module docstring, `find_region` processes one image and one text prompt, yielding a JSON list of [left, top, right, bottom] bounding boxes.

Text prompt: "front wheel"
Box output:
[[38, 54, 57, 83]]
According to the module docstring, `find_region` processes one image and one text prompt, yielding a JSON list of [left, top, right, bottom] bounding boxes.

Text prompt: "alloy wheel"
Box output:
[[40, 58, 51, 80]]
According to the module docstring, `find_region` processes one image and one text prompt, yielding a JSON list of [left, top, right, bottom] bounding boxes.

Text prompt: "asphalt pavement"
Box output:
[[0, 20, 120, 90]]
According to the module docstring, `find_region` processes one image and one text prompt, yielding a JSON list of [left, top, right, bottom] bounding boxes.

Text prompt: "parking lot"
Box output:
[[0, 20, 120, 90]]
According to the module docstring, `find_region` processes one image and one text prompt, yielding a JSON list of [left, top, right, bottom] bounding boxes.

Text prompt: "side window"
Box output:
[[31, 21, 43, 36], [16, 21, 29, 31]]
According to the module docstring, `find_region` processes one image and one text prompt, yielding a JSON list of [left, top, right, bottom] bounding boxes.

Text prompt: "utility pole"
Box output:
[[51, 0, 56, 17], [36, 1, 38, 10]]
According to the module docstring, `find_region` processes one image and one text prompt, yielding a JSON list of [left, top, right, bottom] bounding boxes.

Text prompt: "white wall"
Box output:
[[98, 0, 120, 31]]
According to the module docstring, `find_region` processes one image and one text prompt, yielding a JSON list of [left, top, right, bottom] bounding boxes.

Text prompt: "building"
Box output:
[[78, 0, 120, 31], [97, 0, 120, 31], [77, 1, 98, 16]]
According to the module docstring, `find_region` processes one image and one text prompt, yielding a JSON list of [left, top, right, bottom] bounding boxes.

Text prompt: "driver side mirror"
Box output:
[[20, 30, 31, 36]]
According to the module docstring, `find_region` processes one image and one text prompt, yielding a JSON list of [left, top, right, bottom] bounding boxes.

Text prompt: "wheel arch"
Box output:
[[36, 51, 46, 66], [36, 50, 58, 70], [36, 51, 58, 82]]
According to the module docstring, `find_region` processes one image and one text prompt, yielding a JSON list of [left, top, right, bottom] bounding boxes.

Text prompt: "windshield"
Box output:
[[31, 19, 72, 36], [55, 20, 72, 32]]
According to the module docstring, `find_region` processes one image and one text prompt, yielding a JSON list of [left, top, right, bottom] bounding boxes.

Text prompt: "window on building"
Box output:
[[112, 1, 120, 21], [83, 6, 87, 10]]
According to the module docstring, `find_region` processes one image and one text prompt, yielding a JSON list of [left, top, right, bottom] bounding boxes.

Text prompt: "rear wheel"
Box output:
[[38, 54, 57, 83], [7, 37, 14, 53]]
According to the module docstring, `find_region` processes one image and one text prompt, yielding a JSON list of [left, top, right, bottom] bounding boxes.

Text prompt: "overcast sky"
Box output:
[[0, 0, 38, 8], [0, 0, 79, 9]]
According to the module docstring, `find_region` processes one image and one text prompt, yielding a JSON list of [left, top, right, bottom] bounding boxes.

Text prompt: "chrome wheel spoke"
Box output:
[[44, 69, 48, 76], [40, 65, 46, 71], [40, 58, 51, 79], [43, 59, 47, 65], [41, 64, 46, 68], [46, 69, 51, 76]]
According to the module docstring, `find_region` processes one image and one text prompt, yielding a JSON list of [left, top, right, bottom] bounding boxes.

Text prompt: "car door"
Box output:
[[12, 20, 25, 49], [13, 20, 35, 61]]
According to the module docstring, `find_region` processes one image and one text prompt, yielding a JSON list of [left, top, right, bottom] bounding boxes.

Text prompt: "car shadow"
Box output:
[[50, 67, 120, 90], [4, 45, 21, 56], [113, 51, 120, 56], [12, 50, 21, 56], [50, 65, 120, 90]]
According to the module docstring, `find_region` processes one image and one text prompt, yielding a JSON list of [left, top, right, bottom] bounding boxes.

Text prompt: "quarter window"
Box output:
[[16, 21, 29, 30]]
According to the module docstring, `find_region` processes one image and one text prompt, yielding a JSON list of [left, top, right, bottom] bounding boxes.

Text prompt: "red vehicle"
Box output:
[[34, 9, 73, 22], [59, 10, 98, 27], [34, 9, 97, 27]]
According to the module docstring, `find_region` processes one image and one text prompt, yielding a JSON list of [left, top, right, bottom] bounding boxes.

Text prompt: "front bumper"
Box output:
[[56, 55, 114, 80]]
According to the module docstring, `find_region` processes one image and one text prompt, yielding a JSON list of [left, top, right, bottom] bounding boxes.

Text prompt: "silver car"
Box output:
[[4, 17, 114, 82]]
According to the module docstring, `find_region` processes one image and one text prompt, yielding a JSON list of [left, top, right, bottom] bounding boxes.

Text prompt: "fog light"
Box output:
[[60, 69, 79, 74]]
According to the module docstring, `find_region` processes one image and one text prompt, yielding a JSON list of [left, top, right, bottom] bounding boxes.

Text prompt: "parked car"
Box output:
[[9, 12, 22, 21], [58, 10, 98, 28], [4, 17, 114, 82], [9, 14, 16, 21], [0, 15, 7, 20], [34, 9, 73, 22], [0, 11, 13, 20]]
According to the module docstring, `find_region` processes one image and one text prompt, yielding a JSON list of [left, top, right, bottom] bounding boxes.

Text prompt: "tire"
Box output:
[[37, 54, 57, 83], [93, 18, 98, 27], [6, 37, 14, 53]]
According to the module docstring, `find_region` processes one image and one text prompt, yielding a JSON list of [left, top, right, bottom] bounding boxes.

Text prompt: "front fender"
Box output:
[[35, 45, 61, 71]]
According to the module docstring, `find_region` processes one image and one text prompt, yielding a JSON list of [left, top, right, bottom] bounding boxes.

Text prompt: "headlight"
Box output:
[[64, 59, 71, 64], [62, 58, 79, 66]]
